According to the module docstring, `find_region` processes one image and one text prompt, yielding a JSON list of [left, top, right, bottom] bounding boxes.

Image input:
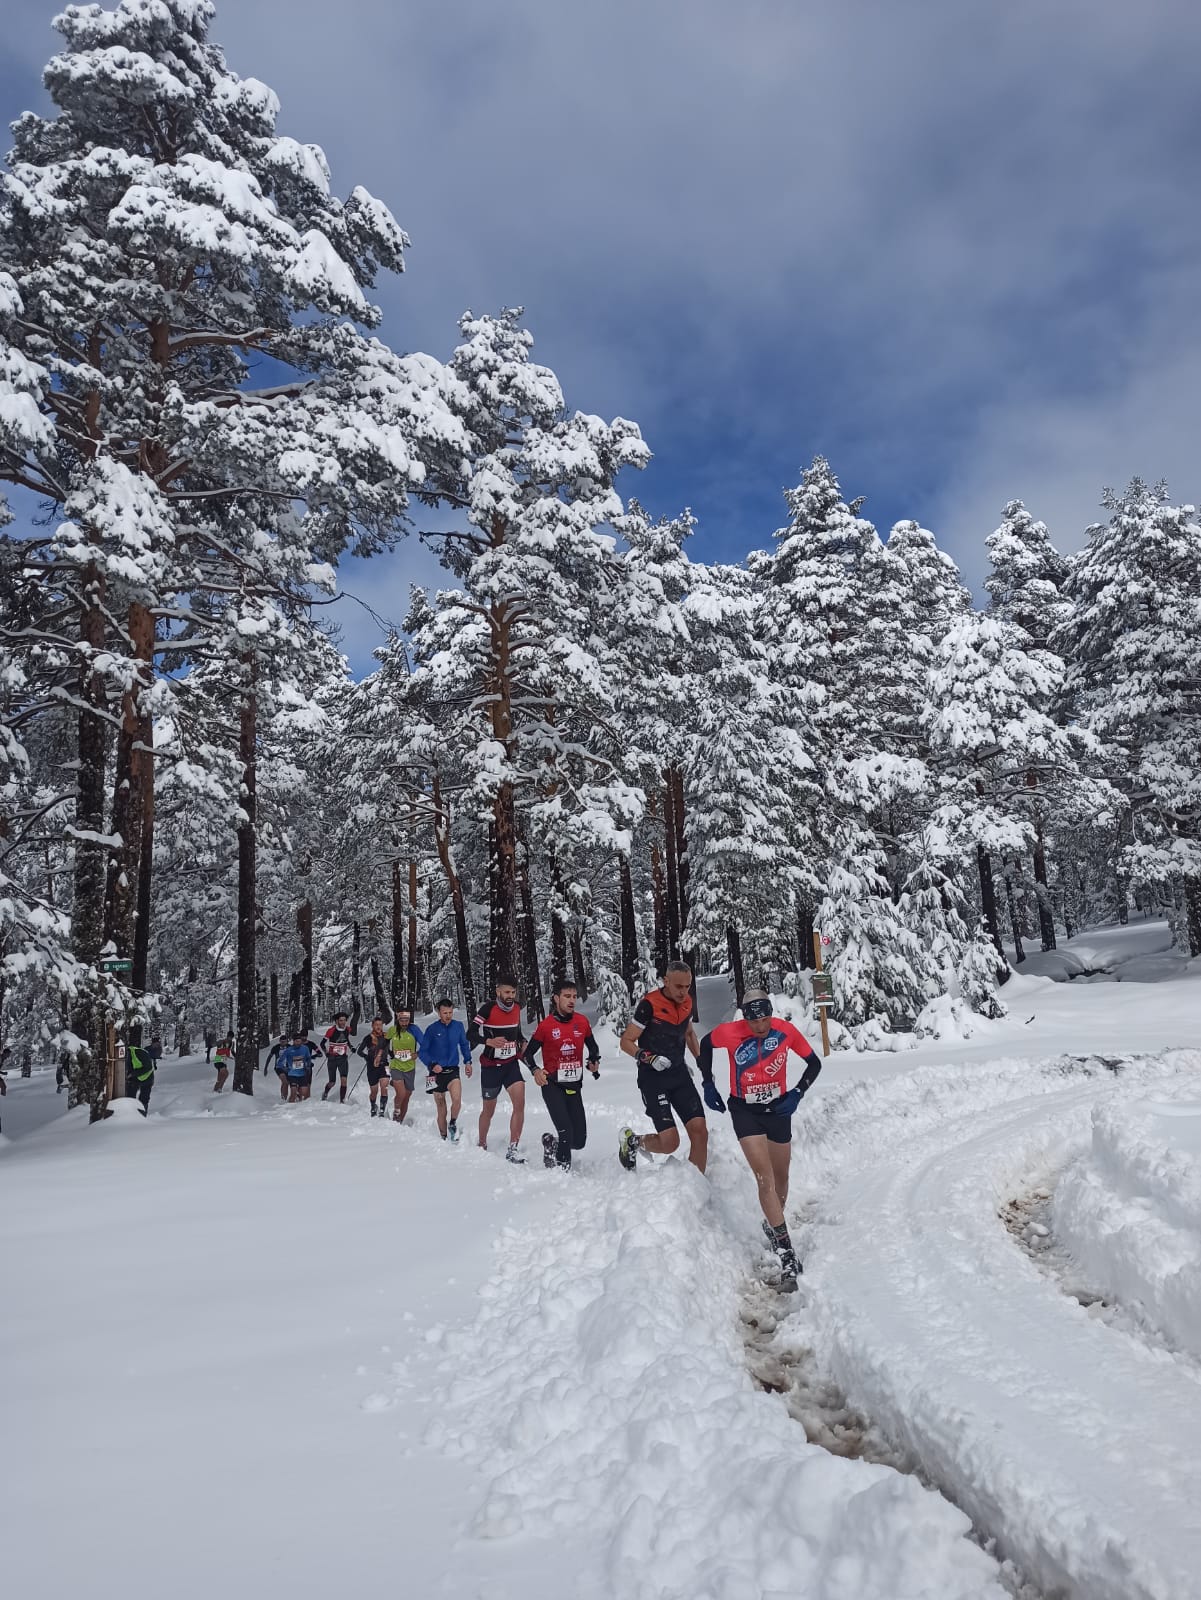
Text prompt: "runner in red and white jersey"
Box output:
[[525, 979, 600, 1169], [698, 989, 823, 1288], [321, 1012, 354, 1102], [468, 978, 527, 1162]]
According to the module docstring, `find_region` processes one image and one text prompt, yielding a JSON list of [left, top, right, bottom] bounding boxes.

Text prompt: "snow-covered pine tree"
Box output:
[[985, 500, 1075, 950], [1058, 480, 1201, 953], [414, 309, 648, 1001], [0, 0, 461, 1110]]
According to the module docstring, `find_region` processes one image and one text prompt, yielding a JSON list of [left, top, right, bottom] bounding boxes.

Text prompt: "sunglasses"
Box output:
[[742, 998, 772, 1022]]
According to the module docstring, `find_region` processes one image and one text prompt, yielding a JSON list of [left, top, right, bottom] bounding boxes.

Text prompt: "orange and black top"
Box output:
[[632, 988, 694, 1069]]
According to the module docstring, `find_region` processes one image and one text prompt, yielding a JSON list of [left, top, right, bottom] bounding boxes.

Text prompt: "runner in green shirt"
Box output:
[[384, 1008, 424, 1124]]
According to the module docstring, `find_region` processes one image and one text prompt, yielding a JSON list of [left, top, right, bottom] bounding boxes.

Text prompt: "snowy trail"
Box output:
[[800, 1052, 1201, 1600]]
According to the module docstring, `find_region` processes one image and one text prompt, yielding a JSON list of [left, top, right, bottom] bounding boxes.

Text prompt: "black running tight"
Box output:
[[541, 1081, 587, 1168]]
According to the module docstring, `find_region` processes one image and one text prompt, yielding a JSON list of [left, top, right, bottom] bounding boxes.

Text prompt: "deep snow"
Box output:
[[3, 951, 1199, 1600]]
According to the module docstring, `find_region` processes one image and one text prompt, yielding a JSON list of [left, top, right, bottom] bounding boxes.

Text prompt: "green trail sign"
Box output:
[[101, 958, 133, 974]]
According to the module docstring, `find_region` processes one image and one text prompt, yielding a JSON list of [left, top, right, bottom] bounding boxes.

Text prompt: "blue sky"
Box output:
[[5, 0, 1201, 672]]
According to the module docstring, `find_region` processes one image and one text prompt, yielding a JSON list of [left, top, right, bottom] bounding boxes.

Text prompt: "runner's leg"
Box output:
[[506, 1078, 525, 1146], [738, 1133, 785, 1227], [768, 1136, 791, 1210], [541, 1081, 573, 1167], [683, 1115, 708, 1174], [567, 1087, 587, 1153], [448, 1076, 462, 1123], [478, 1091, 497, 1149], [434, 1089, 448, 1139]]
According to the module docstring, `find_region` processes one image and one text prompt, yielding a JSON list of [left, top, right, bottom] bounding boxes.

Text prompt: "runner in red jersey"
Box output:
[[525, 978, 600, 1169], [698, 989, 823, 1288], [468, 978, 527, 1162]]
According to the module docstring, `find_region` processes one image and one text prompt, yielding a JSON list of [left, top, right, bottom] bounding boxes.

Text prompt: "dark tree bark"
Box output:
[[670, 766, 691, 939], [570, 926, 589, 1000], [406, 856, 421, 1011], [650, 839, 668, 974], [431, 772, 477, 1019], [1032, 832, 1056, 951], [492, 785, 521, 985], [370, 956, 391, 1020], [256, 974, 270, 1049], [287, 970, 301, 1036], [233, 672, 257, 1095], [1003, 865, 1025, 966], [726, 924, 746, 1006], [619, 855, 639, 1000], [516, 830, 544, 1022], [663, 776, 681, 963], [1185, 879, 1201, 958], [68, 559, 112, 1120], [1115, 809, 1132, 925], [796, 901, 816, 970], [349, 921, 361, 1030], [269, 970, 280, 1038], [976, 845, 1004, 958], [391, 858, 405, 1006], [297, 899, 314, 1030]]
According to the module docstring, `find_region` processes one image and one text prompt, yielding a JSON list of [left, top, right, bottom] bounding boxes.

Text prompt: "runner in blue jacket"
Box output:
[[418, 999, 473, 1142]]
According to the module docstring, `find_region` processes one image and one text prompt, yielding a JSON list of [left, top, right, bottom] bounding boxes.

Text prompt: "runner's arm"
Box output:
[[585, 1027, 600, 1066], [784, 1023, 822, 1096], [686, 1022, 701, 1062], [697, 1031, 716, 1083], [466, 1014, 486, 1051], [620, 997, 653, 1059]]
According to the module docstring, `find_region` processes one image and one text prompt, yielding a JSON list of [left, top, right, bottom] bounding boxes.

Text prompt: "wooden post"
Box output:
[[811, 931, 832, 1057]]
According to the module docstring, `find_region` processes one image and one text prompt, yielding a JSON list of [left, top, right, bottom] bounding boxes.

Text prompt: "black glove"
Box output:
[[702, 1080, 726, 1114], [771, 1086, 803, 1116]]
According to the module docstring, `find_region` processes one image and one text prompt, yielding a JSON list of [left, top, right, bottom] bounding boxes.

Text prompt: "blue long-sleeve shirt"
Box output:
[[419, 1019, 471, 1069]]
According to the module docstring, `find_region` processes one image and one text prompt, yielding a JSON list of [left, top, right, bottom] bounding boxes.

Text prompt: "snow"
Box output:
[[1055, 1092, 1201, 1358], [6, 974, 1201, 1599]]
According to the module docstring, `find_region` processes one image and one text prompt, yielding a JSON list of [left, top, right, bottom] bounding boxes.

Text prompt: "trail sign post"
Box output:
[[811, 932, 833, 1057], [101, 957, 132, 974]]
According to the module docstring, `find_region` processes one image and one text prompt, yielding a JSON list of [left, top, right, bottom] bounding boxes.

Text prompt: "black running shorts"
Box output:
[[637, 1061, 704, 1132], [728, 1094, 793, 1145], [481, 1063, 523, 1100], [366, 1064, 388, 1086], [425, 1068, 460, 1095]]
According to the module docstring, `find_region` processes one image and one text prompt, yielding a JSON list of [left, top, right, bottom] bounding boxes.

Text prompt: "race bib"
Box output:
[[330, 1043, 348, 1055], [391, 1050, 414, 1065], [746, 1081, 780, 1106], [557, 1061, 583, 1084], [492, 1041, 517, 1060]]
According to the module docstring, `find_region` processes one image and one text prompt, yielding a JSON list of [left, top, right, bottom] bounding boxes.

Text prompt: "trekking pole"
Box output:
[[346, 1061, 367, 1102]]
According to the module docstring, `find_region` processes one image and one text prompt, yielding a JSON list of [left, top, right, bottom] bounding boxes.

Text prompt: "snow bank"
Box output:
[[425, 1159, 1004, 1600], [795, 1049, 1201, 1600], [1055, 1093, 1201, 1357]]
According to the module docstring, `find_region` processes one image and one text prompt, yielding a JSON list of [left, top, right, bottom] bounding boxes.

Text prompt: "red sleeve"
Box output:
[[784, 1021, 814, 1056], [709, 1021, 740, 1051]]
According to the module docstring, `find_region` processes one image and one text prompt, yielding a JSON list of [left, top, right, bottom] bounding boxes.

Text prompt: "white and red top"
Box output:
[[704, 1018, 814, 1104], [524, 1011, 599, 1085]]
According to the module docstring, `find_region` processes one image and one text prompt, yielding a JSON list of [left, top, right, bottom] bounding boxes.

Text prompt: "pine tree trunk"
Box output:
[[492, 783, 521, 984], [233, 674, 257, 1095], [570, 926, 589, 1000], [287, 971, 301, 1035], [670, 766, 691, 939], [349, 922, 361, 1030], [1032, 833, 1056, 951], [517, 831, 544, 1021], [370, 956, 390, 1020], [269, 970, 280, 1037], [391, 858, 404, 1005], [407, 856, 420, 1010], [297, 899, 314, 1029], [796, 901, 816, 970], [1004, 865, 1025, 965], [69, 559, 112, 1119], [256, 974, 269, 1048], [726, 924, 746, 1005], [432, 771, 477, 1019], [976, 845, 1004, 958], [619, 855, 639, 1000], [663, 776, 681, 962], [1184, 878, 1201, 958], [1115, 808, 1132, 925], [650, 838, 668, 974]]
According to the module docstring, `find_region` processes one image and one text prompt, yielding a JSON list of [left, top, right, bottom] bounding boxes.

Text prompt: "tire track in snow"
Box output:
[[795, 1051, 1201, 1600]]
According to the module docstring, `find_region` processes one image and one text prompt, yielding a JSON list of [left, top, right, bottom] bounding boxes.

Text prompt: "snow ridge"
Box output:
[[426, 1160, 1004, 1600]]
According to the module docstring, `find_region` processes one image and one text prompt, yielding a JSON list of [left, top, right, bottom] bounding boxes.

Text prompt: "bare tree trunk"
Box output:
[[796, 900, 815, 970], [391, 858, 404, 1006], [297, 899, 314, 1030], [370, 956, 390, 1020], [349, 921, 361, 1030], [619, 855, 639, 1000], [517, 829, 544, 1022], [407, 855, 420, 1011], [287, 970, 301, 1036], [726, 924, 746, 1006], [256, 974, 269, 1049], [1115, 808, 1132, 925], [492, 783, 520, 984], [570, 926, 589, 999], [1185, 878, 1201, 958], [233, 671, 257, 1095], [663, 776, 681, 962], [670, 766, 691, 940], [432, 771, 477, 1018], [269, 970, 280, 1037], [1004, 864, 1025, 966], [69, 559, 111, 1119], [976, 844, 1004, 959], [1032, 831, 1056, 951]]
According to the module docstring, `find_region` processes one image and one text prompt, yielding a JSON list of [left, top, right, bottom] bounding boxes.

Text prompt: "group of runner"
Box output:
[[249, 960, 822, 1289], [119, 957, 816, 1285]]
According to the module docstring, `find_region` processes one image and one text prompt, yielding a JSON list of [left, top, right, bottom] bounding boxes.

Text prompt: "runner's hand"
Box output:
[[465, 1062, 473, 1078], [772, 1086, 803, 1116], [589, 1066, 600, 1080], [533, 1069, 548, 1087], [702, 1081, 726, 1113]]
